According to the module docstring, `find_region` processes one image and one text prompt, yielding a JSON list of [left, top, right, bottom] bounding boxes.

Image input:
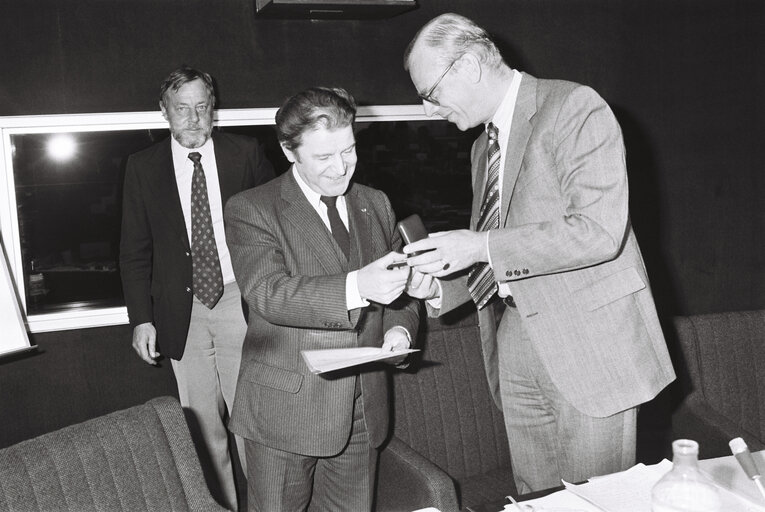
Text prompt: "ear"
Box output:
[[280, 142, 297, 163], [159, 102, 168, 121], [456, 53, 482, 84]]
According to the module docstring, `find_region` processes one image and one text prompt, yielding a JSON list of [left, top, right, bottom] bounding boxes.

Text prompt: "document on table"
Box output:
[[511, 454, 765, 512], [301, 347, 419, 374], [559, 459, 765, 512]]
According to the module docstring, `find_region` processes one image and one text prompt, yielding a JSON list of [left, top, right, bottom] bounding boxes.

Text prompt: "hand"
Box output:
[[357, 252, 409, 305], [406, 269, 440, 300], [132, 322, 159, 365], [381, 326, 411, 366], [405, 229, 487, 277]]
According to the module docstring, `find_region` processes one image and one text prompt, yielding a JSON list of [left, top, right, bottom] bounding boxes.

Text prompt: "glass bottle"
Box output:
[[651, 439, 721, 512]]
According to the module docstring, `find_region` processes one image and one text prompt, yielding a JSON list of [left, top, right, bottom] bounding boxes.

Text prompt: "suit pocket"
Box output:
[[574, 267, 646, 312], [242, 361, 303, 394]]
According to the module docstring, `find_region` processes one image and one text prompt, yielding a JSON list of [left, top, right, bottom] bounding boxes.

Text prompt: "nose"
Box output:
[[422, 100, 439, 117], [332, 153, 348, 175], [188, 108, 200, 123]]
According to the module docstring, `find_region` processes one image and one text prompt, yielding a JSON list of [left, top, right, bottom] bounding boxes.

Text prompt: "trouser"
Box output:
[[497, 305, 637, 494], [171, 281, 247, 511], [245, 393, 376, 512]]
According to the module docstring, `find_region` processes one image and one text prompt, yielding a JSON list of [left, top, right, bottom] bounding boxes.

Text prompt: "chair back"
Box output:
[[391, 309, 511, 486], [674, 310, 765, 445], [0, 396, 227, 512]]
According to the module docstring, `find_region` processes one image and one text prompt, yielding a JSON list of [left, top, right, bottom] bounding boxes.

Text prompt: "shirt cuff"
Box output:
[[485, 230, 494, 268], [426, 279, 444, 309], [346, 270, 369, 310]]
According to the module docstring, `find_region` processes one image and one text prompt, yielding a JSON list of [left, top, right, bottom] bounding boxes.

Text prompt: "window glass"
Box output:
[[9, 119, 478, 319]]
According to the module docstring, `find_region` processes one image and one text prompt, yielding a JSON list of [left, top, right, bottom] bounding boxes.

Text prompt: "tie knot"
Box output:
[[487, 123, 498, 142], [320, 195, 338, 208], [188, 152, 202, 164]]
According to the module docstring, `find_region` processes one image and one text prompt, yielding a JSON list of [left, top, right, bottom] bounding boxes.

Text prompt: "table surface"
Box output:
[[465, 450, 765, 512]]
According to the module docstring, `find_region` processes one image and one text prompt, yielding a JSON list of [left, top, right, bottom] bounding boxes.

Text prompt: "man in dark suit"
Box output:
[[119, 65, 274, 510], [402, 14, 675, 493], [225, 87, 419, 511]]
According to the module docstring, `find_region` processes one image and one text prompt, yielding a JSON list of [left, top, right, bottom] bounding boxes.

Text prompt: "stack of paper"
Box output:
[[514, 457, 765, 512], [301, 347, 419, 374]]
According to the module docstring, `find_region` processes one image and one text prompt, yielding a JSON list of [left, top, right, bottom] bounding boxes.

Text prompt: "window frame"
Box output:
[[0, 105, 430, 333]]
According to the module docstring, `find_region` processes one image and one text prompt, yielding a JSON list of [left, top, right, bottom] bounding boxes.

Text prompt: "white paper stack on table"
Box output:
[[301, 347, 419, 374], [509, 450, 765, 512]]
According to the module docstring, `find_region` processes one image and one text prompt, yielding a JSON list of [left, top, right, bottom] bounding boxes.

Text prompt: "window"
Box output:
[[0, 107, 478, 333]]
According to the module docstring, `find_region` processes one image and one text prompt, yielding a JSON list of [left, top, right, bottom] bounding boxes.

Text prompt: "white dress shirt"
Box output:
[[487, 69, 522, 297], [171, 136, 236, 285], [292, 167, 368, 311]]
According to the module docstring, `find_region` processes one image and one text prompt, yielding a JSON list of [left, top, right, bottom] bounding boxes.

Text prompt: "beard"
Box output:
[[172, 127, 211, 149]]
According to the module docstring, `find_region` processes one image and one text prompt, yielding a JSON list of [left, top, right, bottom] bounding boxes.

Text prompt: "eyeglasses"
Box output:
[[418, 58, 458, 106]]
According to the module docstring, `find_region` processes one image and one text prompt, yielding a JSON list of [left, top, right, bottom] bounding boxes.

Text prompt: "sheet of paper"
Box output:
[[301, 347, 419, 374], [514, 488, 600, 511], [506, 451, 765, 512], [700, 450, 765, 510], [561, 461, 669, 512]]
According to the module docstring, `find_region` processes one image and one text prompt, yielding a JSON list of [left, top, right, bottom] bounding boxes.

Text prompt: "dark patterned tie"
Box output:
[[320, 195, 350, 259], [188, 152, 223, 309], [467, 123, 501, 310]]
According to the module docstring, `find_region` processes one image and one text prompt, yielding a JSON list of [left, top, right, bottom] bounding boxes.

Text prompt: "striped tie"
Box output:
[[467, 123, 501, 310]]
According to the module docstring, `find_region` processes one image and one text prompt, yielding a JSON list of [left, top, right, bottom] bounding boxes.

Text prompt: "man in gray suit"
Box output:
[[403, 14, 676, 493], [225, 87, 419, 511]]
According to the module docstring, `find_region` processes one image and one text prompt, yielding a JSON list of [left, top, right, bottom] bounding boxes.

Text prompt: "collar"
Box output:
[[170, 135, 214, 167], [487, 69, 522, 136], [291, 166, 348, 210]]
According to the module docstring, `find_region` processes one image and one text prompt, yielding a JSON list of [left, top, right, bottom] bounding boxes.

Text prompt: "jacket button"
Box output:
[[185, 251, 190, 257], [522, 269, 529, 275], [506, 270, 512, 277], [514, 270, 521, 276], [186, 287, 191, 293]]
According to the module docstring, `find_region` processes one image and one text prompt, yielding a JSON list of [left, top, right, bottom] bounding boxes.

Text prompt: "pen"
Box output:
[[729, 437, 765, 504]]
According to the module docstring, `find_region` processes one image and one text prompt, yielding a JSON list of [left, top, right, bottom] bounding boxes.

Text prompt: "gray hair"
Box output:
[[404, 13, 504, 71], [159, 65, 216, 107]]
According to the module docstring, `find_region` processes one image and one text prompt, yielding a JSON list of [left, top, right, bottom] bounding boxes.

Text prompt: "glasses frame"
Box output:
[[418, 57, 459, 106]]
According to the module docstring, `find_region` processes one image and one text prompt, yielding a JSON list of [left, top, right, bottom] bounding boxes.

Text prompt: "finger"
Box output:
[[381, 250, 407, 264], [138, 346, 155, 365], [414, 261, 448, 275], [406, 249, 441, 267], [408, 271, 423, 287], [147, 339, 159, 359], [403, 237, 439, 255]]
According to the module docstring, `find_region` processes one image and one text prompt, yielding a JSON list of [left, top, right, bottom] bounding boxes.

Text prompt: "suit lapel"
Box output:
[[212, 132, 242, 205], [281, 171, 346, 275], [149, 139, 190, 250], [500, 73, 536, 226], [345, 183, 370, 269], [471, 133, 489, 228]]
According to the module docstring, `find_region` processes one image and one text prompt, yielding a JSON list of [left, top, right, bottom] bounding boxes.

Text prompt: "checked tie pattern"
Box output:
[[188, 152, 223, 309], [467, 123, 501, 310], [321, 195, 350, 259]]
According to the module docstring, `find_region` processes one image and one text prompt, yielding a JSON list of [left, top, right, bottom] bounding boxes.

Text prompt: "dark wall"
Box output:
[[1, 0, 763, 447], [0, 325, 178, 447]]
